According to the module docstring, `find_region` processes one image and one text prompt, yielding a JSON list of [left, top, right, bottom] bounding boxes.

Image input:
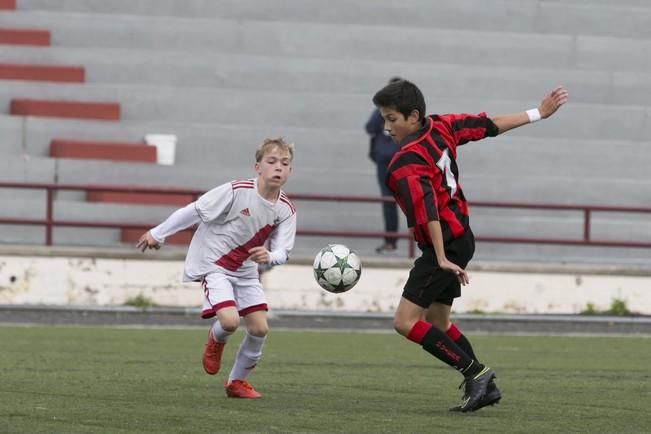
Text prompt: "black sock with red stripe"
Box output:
[[446, 323, 478, 362], [407, 320, 483, 378]]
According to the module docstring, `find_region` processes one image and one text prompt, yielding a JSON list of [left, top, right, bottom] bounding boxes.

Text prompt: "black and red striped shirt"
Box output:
[[386, 113, 498, 245]]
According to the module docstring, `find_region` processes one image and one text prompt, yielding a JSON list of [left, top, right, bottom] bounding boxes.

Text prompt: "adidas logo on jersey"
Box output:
[[240, 208, 250, 216]]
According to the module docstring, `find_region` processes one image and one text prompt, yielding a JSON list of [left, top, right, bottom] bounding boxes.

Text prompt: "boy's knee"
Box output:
[[392, 318, 414, 337], [220, 318, 240, 333], [247, 324, 269, 337]]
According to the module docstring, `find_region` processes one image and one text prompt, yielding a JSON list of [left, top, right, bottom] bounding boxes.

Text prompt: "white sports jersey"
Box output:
[[182, 178, 296, 281]]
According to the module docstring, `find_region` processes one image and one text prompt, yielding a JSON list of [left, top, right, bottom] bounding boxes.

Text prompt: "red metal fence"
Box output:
[[2, 181, 651, 257]]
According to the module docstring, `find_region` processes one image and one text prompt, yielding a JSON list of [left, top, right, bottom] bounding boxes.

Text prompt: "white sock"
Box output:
[[228, 333, 266, 383], [211, 321, 234, 343]]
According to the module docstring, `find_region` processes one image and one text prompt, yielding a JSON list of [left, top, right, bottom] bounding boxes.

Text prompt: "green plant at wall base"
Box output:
[[580, 298, 631, 316], [466, 309, 486, 314], [606, 298, 631, 316], [580, 303, 598, 315], [124, 294, 157, 309]]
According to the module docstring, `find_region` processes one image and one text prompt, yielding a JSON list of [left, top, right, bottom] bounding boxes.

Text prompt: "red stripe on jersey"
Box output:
[[231, 180, 254, 190], [279, 194, 296, 214], [440, 207, 464, 238], [405, 176, 430, 227], [238, 303, 268, 317], [424, 134, 443, 158], [440, 112, 497, 146], [215, 224, 275, 271], [456, 127, 489, 143], [390, 163, 433, 182]]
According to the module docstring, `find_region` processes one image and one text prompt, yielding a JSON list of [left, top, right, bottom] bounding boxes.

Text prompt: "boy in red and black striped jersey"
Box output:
[[372, 80, 568, 412]]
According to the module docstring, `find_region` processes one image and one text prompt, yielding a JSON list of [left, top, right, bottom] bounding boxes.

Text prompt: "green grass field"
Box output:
[[1, 326, 649, 433]]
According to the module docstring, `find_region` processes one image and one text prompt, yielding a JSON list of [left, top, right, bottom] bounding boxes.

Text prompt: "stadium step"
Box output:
[[14, 0, 651, 39], [121, 228, 194, 245], [0, 10, 645, 72], [86, 191, 194, 206], [49, 139, 156, 162], [0, 0, 15, 10], [10, 98, 120, 120], [0, 63, 84, 83], [0, 28, 50, 45]]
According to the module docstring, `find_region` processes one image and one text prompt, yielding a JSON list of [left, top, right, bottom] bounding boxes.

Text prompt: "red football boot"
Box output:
[[202, 330, 225, 375], [224, 380, 262, 399]]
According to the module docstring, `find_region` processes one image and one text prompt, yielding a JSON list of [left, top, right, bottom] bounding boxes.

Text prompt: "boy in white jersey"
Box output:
[[137, 137, 296, 399]]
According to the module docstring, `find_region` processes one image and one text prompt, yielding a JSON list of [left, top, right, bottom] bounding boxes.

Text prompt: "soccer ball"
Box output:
[[313, 244, 362, 293]]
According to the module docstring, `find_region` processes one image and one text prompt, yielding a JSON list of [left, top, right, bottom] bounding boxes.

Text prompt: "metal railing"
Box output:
[[2, 181, 651, 257]]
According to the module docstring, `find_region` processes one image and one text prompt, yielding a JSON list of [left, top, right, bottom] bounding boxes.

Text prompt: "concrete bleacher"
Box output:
[[1, 81, 649, 142], [1, 0, 650, 264], [4, 9, 651, 73], [12, 0, 651, 39]]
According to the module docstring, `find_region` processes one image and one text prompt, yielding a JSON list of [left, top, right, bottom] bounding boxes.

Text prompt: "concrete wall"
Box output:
[[1, 247, 650, 315]]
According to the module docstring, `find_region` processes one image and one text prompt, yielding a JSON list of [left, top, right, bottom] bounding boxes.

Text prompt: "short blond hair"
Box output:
[[255, 137, 295, 162]]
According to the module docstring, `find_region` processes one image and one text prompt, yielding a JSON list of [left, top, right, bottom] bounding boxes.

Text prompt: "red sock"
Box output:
[[446, 322, 478, 362], [446, 323, 462, 341], [408, 320, 477, 374], [407, 320, 432, 344]]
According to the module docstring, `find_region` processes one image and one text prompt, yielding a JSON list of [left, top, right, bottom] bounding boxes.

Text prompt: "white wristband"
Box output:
[[526, 108, 541, 123]]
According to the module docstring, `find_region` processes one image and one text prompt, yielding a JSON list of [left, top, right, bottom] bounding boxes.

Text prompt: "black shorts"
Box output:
[[402, 228, 475, 308]]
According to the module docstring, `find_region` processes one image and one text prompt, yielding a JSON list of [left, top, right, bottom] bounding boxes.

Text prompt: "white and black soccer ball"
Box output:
[[313, 244, 362, 293]]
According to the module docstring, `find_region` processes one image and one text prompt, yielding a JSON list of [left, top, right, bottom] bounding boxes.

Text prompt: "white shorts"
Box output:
[[200, 272, 268, 319]]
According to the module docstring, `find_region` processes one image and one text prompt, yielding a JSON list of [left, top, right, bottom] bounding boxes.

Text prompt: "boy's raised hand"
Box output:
[[539, 86, 569, 119], [137, 230, 161, 252]]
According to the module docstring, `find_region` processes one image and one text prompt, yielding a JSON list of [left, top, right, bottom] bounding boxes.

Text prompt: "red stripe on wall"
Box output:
[[10, 98, 120, 121], [0, 0, 17, 10], [0, 28, 51, 46], [50, 139, 156, 162], [0, 63, 84, 83], [87, 191, 193, 206]]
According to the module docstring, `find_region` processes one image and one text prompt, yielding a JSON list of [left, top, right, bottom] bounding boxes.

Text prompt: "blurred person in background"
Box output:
[[366, 77, 403, 255]]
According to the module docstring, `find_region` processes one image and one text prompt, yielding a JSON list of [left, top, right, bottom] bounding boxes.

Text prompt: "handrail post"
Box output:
[[45, 187, 53, 246], [583, 208, 591, 243]]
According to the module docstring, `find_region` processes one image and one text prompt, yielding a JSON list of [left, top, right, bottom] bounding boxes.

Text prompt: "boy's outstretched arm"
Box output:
[[137, 202, 201, 252], [490, 86, 568, 134]]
